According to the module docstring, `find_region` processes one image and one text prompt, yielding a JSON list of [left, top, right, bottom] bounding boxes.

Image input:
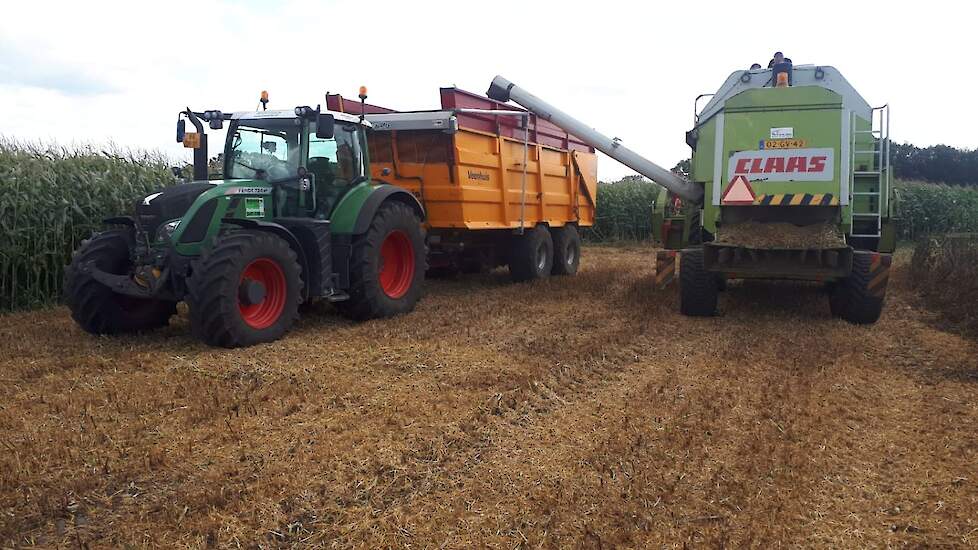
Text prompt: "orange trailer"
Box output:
[[327, 89, 598, 280]]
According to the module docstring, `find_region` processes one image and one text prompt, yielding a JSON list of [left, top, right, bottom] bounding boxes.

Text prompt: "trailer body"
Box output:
[[327, 89, 597, 273]]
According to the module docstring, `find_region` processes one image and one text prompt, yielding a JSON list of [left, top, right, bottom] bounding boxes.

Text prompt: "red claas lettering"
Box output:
[[786, 156, 807, 173], [809, 156, 827, 172]]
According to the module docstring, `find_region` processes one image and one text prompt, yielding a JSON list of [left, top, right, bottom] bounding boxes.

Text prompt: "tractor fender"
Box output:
[[222, 218, 311, 300], [351, 185, 425, 235]]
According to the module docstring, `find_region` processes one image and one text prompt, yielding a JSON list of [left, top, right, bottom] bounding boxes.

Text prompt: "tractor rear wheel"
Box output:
[[829, 253, 884, 324], [187, 230, 302, 347], [64, 230, 176, 335], [551, 225, 581, 276], [679, 248, 718, 316], [336, 201, 425, 321], [508, 225, 553, 282]]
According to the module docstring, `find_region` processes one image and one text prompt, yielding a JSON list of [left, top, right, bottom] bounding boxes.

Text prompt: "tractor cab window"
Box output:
[[307, 121, 362, 189], [227, 119, 300, 180]]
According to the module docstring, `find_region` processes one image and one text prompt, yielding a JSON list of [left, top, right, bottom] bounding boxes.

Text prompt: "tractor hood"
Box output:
[[136, 179, 269, 237], [136, 182, 215, 236]]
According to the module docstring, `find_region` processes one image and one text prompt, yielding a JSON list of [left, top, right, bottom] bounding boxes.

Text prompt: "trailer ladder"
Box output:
[[849, 105, 890, 239]]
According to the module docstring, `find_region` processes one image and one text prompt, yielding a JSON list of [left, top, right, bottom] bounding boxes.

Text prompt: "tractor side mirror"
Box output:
[[316, 113, 335, 139], [176, 119, 186, 143]]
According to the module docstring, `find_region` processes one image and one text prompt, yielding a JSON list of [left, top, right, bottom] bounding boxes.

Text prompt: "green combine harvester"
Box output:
[[490, 53, 894, 322]]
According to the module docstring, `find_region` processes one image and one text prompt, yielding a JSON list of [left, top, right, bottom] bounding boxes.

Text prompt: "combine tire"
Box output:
[[829, 253, 885, 324], [187, 230, 302, 347], [64, 230, 176, 334], [679, 248, 718, 316], [508, 225, 553, 282], [337, 201, 425, 321], [551, 225, 581, 276]]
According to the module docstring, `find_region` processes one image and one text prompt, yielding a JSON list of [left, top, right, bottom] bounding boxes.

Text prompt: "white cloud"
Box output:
[[1, 0, 975, 180]]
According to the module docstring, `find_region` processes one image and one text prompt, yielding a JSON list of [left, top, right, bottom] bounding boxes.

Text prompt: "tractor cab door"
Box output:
[[307, 122, 365, 219]]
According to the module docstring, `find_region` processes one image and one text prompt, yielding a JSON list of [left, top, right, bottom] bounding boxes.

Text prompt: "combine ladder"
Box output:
[[849, 105, 890, 239]]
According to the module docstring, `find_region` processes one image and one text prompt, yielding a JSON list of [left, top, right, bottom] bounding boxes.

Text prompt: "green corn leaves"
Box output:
[[0, 139, 175, 311]]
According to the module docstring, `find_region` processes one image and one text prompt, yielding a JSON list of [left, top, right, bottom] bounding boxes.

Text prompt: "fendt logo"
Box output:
[[728, 147, 834, 182]]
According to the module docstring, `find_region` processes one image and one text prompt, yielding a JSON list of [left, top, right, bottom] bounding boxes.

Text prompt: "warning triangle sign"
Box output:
[[721, 175, 756, 205]]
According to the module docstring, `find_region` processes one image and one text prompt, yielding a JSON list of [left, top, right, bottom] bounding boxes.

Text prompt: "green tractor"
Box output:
[[65, 94, 426, 347]]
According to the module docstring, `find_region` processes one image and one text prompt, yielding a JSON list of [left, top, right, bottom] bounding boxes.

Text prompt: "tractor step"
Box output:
[[325, 290, 350, 303]]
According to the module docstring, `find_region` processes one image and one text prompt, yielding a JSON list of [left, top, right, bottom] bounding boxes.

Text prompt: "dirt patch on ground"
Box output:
[[1, 246, 976, 548]]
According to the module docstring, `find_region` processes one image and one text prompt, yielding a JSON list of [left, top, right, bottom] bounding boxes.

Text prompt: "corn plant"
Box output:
[[584, 177, 661, 242], [895, 180, 978, 240], [0, 139, 175, 311]]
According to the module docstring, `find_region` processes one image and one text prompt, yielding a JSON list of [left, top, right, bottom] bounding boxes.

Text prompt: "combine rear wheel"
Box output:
[[508, 225, 553, 282], [829, 252, 885, 324], [187, 230, 302, 347], [337, 201, 425, 320], [679, 248, 718, 316], [64, 230, 176, 334], [551, 225, 581, 276]]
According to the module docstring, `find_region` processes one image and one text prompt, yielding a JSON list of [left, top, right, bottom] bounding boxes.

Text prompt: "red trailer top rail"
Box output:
[[326, 88, 593, 154]]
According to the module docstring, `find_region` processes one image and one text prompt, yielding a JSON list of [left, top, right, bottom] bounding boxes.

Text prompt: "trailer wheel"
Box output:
[[187, 230, 302, 347], [337, 201, 425, 321], [551, 225, 581, 276], [829, 253, 884, 324], [64, 230, 176, 335], [508, 225, 553, 282], [679, 248, 718, 316]]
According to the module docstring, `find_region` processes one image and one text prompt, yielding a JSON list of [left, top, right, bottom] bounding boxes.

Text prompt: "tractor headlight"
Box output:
[[157, 219, 181, 242]]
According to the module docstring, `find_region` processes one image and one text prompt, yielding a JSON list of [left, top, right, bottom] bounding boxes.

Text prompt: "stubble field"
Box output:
[[1, 245, 976, 548]]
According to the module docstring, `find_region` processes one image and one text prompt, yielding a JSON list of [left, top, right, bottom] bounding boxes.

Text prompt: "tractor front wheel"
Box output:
[[336, 201, 425, 321], [187, 230, 302, 347], [64, 230, 177, 335]]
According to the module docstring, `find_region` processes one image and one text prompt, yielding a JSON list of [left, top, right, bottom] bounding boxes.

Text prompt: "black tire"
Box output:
[[829, 253, 884, 324], [508, 225, 553, 282], [64, 230, 176, 335], [716, 274, 728, 292], [187, 230, 302, 347], [679, 248, 718, 316], [551, 225, 581, 276], [336, 201, 425, 321]]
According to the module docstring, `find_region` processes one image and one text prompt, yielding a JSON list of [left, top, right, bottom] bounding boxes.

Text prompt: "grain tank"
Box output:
[[490, 57, 895, 323]]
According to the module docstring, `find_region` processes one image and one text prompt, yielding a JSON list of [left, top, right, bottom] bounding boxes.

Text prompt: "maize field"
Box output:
[[0, 140, 174, 311]]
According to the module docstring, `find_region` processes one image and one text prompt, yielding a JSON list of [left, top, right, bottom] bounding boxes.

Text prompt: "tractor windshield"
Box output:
[[224, 118, 364, 185], [226, 119, 301, 180]]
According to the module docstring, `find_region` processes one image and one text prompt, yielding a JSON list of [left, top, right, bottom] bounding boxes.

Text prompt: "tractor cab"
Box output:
[[219, 109, 371, 219]]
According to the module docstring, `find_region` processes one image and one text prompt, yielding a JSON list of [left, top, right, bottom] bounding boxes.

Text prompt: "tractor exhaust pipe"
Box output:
[[487, 75, 703, 203]]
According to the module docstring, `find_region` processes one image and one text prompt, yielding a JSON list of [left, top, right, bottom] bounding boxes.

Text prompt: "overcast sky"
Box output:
[[1, 0, 974, 180]]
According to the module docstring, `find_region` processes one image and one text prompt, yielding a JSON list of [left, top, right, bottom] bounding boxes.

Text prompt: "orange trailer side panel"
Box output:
[[369, 128, 596, 230]]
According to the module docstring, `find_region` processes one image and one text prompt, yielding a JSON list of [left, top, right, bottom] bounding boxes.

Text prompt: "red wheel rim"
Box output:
[[379, 230, 415, 299], [238, 258, 287, 329]]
